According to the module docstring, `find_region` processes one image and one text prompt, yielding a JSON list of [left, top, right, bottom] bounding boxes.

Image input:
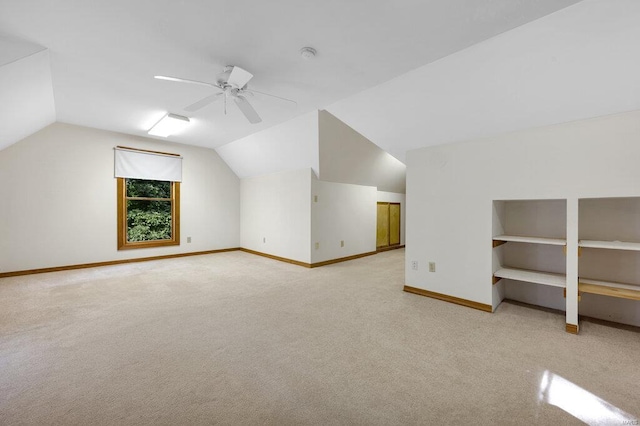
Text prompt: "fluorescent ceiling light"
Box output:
[[148, 113, 190, 137]]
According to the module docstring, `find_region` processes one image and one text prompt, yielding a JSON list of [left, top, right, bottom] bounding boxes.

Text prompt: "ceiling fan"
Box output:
[[155, 66, 296, 124]]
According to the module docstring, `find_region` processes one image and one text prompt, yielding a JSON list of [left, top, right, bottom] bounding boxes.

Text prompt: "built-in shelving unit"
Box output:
[[577, 197, 640, 323], [492, 199, 568, 317], [491, 197, 640, 333]]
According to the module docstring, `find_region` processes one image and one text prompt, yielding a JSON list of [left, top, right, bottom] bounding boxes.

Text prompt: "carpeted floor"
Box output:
[[0, 249, 638, 425]]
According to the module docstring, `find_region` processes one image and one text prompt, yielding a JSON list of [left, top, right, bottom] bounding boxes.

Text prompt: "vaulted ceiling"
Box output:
[[0, 0, 580, 153], [326, 0, 640, 162], [0, 36, 55, 150]]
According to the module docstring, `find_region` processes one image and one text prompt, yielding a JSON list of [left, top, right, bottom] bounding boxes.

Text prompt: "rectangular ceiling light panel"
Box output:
[[148, 113, 190, 137]]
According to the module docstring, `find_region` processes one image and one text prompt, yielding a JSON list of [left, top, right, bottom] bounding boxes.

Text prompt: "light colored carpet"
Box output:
[[0, 249, 638, 425]]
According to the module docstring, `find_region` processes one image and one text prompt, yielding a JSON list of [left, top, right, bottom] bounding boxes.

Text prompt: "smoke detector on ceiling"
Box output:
[[300, 47, 317, 60]]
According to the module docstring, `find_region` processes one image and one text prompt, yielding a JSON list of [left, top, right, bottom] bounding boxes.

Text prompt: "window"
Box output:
[[114, 145, 182, 250], [117, 178, 180, 249]]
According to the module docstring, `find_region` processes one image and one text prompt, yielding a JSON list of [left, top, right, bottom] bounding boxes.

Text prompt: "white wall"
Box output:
[[377, 191, 406, 246], [318, 110, 406, 193], [216, 111, 319, 179], [311, 177, 377, 264], [240, 169, 312, 263], [0, 123, 240, 273], [406, 109, 640, 326]]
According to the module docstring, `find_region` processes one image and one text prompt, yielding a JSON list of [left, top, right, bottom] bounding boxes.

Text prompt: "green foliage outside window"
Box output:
[[126, 179, 172, 242]]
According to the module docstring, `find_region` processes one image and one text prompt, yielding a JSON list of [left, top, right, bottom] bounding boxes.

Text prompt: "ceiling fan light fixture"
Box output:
[[300, 47, 317, 60], [148, 113, 190, 137]]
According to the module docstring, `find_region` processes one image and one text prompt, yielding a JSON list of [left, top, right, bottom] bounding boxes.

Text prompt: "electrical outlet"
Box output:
[[429, 262, 436, 272], [315, 242, 319, 250], [187, 236, 192, 243], [340, 240, 344, 247], [263, 237, 266, 243], [411, 261, 418, 270]]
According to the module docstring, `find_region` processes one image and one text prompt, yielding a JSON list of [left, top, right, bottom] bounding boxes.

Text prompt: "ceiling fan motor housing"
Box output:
[[224, 87, 241, 98], [217, 65, 253, 90], [217, 66, 234, 86]]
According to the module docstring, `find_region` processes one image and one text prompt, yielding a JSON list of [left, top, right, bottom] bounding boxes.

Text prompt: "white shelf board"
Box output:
[[578, 240, 640, 251], [493, 235, 566, 246], [494, 267, 566, 288]]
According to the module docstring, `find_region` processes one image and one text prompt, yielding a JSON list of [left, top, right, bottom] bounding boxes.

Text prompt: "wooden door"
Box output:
[[376, 203, 390, 248], [389, 203, 401, 246]]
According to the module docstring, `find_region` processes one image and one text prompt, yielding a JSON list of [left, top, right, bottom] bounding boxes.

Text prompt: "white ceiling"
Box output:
[[0, 48, 55, 150], [327, 0, 640, 162], [0, 33, 44, 66], [217, 111, 319, 178], [0, 0, 579, 150]]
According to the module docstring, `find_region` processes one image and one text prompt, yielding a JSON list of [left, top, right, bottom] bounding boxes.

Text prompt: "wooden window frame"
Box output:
[[117, 177, 180, 250]]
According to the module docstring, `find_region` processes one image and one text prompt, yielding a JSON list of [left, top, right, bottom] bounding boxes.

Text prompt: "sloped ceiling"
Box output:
[[0, 36, 55, 150], [218, 110, 407, 192], [216, 111, 319, 178], [0, 0, 579, 151], [0, 34, 43, 65], [319, 111, 405, 193], [326, 0, 640, 162]]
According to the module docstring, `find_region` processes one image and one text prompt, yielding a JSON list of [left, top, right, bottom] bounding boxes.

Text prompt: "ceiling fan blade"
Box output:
[[245, 88, 297, 105], [184, 93, 223, 112], [234, 96, 262, 124], [154, 75, 219, 88], [227, 66, 253, 88]]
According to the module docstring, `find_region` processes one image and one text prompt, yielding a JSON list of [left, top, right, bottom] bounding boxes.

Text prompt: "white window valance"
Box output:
[[114, 146, 182, 182]]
